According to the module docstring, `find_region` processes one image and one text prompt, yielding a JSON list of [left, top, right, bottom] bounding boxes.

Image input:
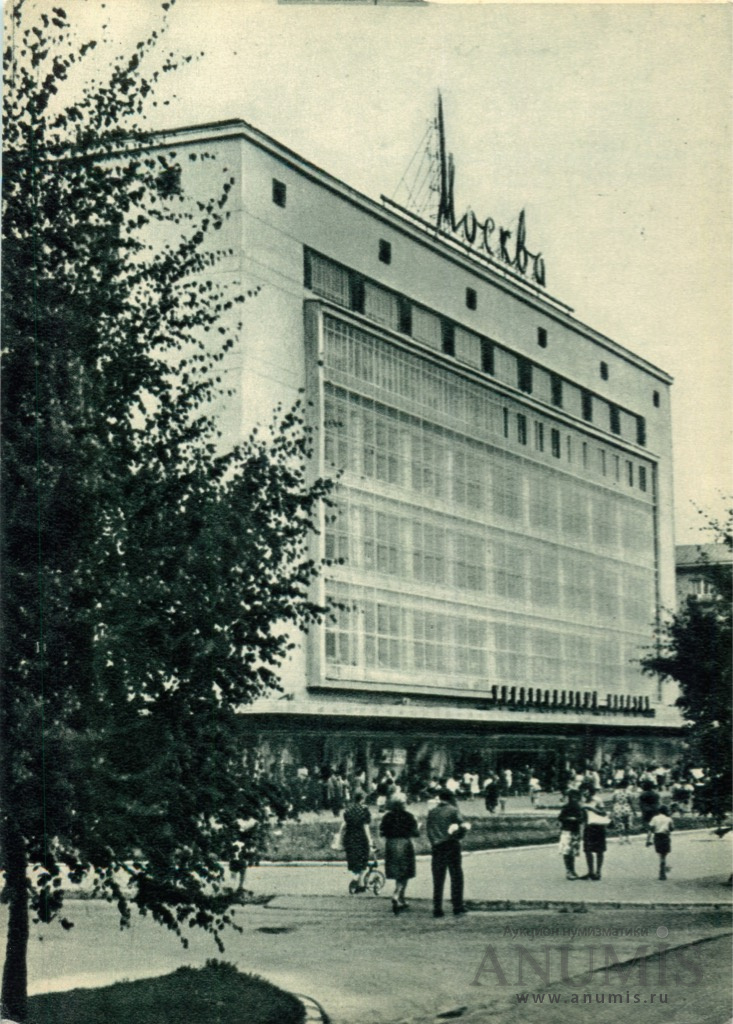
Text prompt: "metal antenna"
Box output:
[[389, 93, 442, 223]]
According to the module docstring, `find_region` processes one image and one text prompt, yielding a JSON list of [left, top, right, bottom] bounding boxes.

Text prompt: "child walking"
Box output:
[[649, 805, 673, 880]]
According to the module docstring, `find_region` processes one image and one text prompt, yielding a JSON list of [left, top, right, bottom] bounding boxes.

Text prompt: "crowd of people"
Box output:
[[238, 758, 721, 911], [335, 768, 685, 918], [264, 759, 712, 822]]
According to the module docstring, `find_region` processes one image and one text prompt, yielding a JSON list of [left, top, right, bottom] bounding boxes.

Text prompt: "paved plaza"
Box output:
[[248, 825, 733, 907], [2, 829, 730, 1023]]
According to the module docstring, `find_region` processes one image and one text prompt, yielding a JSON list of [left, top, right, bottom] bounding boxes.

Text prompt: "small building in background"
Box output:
[[676, 544, 733, 606]]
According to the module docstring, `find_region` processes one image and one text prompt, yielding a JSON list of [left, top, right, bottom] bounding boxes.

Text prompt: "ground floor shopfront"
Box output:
[[238, 700, 682, 795]]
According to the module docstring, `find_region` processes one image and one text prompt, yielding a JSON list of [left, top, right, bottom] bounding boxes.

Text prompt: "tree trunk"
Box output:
[[1, 818, 29, 1023]]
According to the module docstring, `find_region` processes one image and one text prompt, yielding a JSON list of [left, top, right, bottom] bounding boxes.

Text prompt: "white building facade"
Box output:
[[162, 118, 681, 777]]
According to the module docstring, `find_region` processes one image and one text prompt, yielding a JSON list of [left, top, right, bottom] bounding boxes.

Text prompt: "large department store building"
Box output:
[[164, 117, 681, 780]]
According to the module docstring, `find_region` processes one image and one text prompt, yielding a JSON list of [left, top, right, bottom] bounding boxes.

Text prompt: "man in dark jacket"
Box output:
[[426, 789, 470, 917]]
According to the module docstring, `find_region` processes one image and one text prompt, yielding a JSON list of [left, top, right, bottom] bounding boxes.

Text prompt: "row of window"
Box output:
[[322, 319, 653, 497], [306, 249, 653, 436], [505, 409, 647, 490], [324, 583, 650, 690], [324, 387, 655, 556]]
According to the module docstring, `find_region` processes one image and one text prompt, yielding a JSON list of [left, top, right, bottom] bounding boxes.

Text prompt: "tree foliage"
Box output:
[[641, 509, 732, 822], [1, 3, 331, 1019]]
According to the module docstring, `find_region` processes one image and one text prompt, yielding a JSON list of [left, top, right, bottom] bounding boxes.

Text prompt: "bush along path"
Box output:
[[25, 961, 306, 1024]]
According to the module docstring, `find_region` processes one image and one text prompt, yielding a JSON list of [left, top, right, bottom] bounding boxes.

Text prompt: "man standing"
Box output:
[[426, 789, 470, 917]]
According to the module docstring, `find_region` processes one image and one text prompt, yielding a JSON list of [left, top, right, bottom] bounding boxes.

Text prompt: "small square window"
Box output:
[[272, 179, 287, 208], [600, 361, 609, 380], [517, 413, 527, 445], [156, 164, 181, 198], [534, 422, 544, 452], [653, 390, 660, 407], [551, 428, 561, 459], [581, 390, 593, 422], [379, 239, 392, 264], [466, 287, 477, 310], [481, 339, 494, 375], [441, 320, 455, 357], [551, 374, 563, 408], [537, 327, 548, 348], [518, 357, 533, 394], [350, 273, 365, 314]]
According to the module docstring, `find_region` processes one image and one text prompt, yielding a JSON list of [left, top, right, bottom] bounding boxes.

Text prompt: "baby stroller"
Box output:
[[348, 855, 385, 896]]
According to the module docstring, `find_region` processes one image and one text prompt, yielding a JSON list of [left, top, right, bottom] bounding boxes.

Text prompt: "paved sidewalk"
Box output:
[[10, 899, 731, 1024], [248, 829, 733, 908]]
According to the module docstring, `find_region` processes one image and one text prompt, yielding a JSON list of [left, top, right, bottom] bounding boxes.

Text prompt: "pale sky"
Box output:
[[18, 0, 733, 543]]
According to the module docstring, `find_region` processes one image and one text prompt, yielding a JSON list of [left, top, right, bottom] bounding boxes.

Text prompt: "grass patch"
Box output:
[[28, 959, 305, 1024]]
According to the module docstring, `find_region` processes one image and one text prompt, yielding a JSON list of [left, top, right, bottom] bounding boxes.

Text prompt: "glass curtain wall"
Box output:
[[321, 314, 657, 701]]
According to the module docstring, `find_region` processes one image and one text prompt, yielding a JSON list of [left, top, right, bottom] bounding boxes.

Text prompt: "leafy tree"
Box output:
[[641, 509, 732, 822], [1, 3, 331, 1019]]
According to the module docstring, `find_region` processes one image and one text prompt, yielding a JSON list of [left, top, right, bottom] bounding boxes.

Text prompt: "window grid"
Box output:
[[323, 319, 655, 498], [321, 317, 658, 694]]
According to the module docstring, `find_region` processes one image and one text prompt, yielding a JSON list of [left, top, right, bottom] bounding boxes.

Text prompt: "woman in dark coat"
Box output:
[[379, 796, 419, 914], [342, 791, 372, 891]]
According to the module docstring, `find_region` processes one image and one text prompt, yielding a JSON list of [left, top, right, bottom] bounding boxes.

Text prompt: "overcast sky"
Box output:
[[34, 0, 732, 543]]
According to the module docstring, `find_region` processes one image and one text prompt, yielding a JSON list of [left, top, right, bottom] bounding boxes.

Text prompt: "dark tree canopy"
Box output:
[[641, 509, 732, 822], [1, 3, 331, 1019]]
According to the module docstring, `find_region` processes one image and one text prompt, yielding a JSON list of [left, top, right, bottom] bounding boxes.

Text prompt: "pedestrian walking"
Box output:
[[611, 781, 635, 843], [580, 788, 609, 880], [375, 769, 394, 814], [483, 773, 499, 814], [342, 791, 373, 892], [649, 805, 674, 880], [638, 780, 661, 847], [379, 796, 419, 914], [529, 773, 542, 807], [426, 789, 471, 917], [326, 769, 346, 817], [557, 789, 583, 879]]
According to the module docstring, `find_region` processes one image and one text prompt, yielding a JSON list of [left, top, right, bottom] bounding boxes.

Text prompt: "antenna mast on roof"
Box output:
[[388, 91, 443, 225], [383, 92, 557, 301]]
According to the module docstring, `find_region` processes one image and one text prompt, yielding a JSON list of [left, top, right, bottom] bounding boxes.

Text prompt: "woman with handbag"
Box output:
[[379, 796, 419, 914], [341, 790, 372, 892]]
